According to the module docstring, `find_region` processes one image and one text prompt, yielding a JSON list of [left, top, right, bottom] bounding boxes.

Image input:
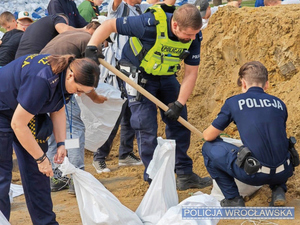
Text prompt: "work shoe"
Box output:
[[269, 186, 286, 206], [68, 178, 75, 195], [176, 173, 212, 191], [119, 152, 143, 166], [221, 196, 245, 207], [50, 177, 69, 192], [92, 160, 111, 174]]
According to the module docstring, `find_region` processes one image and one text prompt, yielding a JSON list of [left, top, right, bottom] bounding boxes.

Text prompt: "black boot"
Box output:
[[270, 186, 286, 206], [176, 172, 212, 191], [220, 196, 245, 207]]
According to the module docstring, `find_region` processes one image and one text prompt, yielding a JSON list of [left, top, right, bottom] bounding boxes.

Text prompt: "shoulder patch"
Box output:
[[143, 15, 156, 27], [198, 32, 203, 41], [48, 75, 60, 89]]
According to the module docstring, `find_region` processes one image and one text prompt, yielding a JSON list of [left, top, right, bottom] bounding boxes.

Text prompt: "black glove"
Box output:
[[85, 45, 104, 65], [164, 101, 184, 121]]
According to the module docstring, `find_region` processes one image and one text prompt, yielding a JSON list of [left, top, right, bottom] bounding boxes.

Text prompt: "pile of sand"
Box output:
[[189, 5, 300, 137]]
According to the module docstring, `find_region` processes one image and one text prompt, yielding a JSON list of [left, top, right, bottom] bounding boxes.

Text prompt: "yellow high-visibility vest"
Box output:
[[129, 4, 192, 75]]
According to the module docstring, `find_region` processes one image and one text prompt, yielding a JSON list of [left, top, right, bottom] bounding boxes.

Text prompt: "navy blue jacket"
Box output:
[[0, 54, 71, 114], [212, 87, 289, 167], [0, 29, 23, 66], [47, 0, 88, 28]]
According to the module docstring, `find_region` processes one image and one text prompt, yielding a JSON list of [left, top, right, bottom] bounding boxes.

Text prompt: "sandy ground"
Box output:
[[8, 4, 300, 225]]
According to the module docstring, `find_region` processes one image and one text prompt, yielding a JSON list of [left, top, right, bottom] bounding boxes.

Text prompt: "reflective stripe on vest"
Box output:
[[129, 5, 192, 75]]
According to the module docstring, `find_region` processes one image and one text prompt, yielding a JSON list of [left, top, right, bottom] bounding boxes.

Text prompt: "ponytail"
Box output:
[[70, 58, 100, 87], [48, 54, 75, 74]]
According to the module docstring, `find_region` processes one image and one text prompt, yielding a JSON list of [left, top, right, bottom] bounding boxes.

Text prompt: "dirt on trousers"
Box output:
[[9, 4, 300, 225]]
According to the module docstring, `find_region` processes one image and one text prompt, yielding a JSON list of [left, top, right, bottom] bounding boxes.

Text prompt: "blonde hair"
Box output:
[[237, 61, 268, 87]]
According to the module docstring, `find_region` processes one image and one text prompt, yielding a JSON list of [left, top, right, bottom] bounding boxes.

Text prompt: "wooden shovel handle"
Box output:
[[99, 58, 203, 138]]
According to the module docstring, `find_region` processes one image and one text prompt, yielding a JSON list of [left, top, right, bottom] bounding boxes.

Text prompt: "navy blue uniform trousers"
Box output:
[[202, 138, 294, 199], [0, 110, 57, 225], [128, 74, 193, 180]]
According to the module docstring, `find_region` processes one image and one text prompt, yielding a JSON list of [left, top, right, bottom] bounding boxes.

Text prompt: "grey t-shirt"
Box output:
[[40, 30, 91, 58]]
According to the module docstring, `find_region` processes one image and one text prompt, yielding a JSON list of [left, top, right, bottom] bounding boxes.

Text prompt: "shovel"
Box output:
[[99, 58, 203, 138]]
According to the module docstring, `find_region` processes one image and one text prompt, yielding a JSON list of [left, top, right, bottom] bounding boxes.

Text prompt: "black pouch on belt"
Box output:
[[288, 136, 300, 167], [235, 146, 251, 168], [235, 146, 261, 175], [243, 157, 261, 175], [135, 75, 147, 102]]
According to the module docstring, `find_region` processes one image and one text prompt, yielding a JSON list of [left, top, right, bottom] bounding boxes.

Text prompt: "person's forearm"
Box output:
[[203, 125, 222, 141], [88, 19, 117, 47], [11, 104, 45, 159], [86, 90, 107, 104], [177, 65, 198, 105], [11, 104, 53, 176], [112, 0, 122, 11], [12, 124, 45, 159], [86, 89, 98, 101]]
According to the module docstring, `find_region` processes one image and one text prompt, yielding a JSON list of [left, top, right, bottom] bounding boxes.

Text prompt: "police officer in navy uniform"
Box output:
[[0, 54, 99, 224], [202, 61, 294, 207], [85, 3, 212, 190]]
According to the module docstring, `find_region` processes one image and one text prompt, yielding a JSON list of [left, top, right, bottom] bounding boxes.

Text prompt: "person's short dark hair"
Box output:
[[237, 61, 268, 87], [173, 4, 202, 31], [0, 11, 15, 26], [86, 21, 100, 30]]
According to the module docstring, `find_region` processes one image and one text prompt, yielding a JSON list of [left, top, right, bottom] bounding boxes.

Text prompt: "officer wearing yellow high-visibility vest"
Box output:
[[86, 3, 212, 190]]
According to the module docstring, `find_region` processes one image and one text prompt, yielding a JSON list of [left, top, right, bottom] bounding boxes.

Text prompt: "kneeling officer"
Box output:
[[202, 61, 296, 207]]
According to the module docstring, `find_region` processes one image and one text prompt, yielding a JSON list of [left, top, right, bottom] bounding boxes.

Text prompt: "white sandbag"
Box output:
[[211, 137, 261, 201], [0, 210, 10, 225], [136, 137, 178, 225], [220, 136, 243, 147], [76, 83, 125, 152], [9, 183, 24, 203], [59, 157, 143, 225], [210, 179, 261, 201], [156, 191, 220, 225]]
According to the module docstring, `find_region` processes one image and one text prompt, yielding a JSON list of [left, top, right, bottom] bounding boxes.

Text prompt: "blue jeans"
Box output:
[[202, 138, 294, 199], [47, 96, 85, 174], [128, 74, 193, 181], [0, 109, 57, 224], [93, 100, 135, 161]]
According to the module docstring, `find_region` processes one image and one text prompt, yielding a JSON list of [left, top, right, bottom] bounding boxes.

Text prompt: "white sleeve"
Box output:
[[107, 0, 125, 18]]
